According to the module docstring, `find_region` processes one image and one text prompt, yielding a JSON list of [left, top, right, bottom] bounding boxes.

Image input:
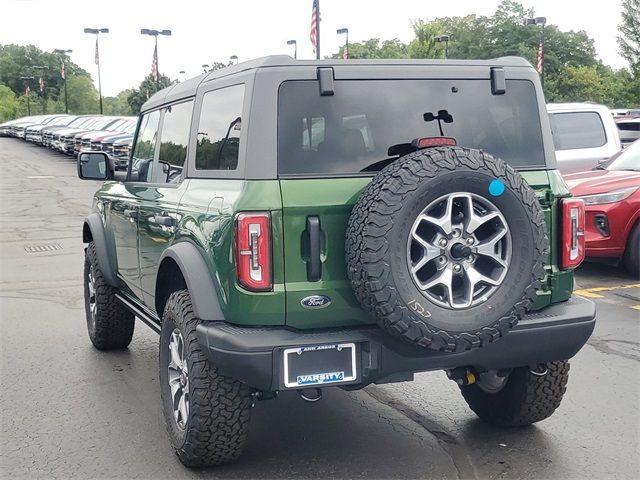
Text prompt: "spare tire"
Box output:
[[346, 147, 547, 352]]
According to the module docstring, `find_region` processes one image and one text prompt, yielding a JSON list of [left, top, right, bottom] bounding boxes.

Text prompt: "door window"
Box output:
[[130, 110, 161, 182], [195, 84, 245, 170], [158, 100, 194, 183]]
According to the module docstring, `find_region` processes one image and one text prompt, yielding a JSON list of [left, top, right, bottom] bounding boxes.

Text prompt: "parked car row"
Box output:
[[0, 114, 136, 160]]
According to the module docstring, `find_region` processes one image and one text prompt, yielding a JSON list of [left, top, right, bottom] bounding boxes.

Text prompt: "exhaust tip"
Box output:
[[297, 388, 322, 403]]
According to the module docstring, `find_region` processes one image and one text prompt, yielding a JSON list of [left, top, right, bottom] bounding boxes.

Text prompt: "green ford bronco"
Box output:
[[78, 56, 596, 467]]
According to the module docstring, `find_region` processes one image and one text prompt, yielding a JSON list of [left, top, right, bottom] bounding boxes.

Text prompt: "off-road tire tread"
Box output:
[[161, 290, 252, 467], [345, 147, 547, 352], [459, 360, 570, 426], [84, 242, 134, 349]]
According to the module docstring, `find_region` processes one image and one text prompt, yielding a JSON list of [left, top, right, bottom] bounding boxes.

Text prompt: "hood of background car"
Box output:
[[78, 130, 116, 139], [102, 134, 133, 144], [55, 128, 91, 136], [565, 169, 640, 196]]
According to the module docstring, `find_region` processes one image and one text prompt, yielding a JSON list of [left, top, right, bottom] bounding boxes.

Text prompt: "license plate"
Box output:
[[282, 343, 357, 388]]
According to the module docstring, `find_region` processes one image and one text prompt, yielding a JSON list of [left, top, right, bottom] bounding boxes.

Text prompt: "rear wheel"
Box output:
[[159, 290, 253, 467], [459, 361, 570, 426], [623, 223, 639, 278]]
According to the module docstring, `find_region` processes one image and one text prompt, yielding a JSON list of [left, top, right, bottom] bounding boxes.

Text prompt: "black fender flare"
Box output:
[[158, 242, 225, 321], [83, 213, 118, 286]]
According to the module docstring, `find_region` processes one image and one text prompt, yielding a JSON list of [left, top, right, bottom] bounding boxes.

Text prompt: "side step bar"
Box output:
[[115, 293, 161, 334]]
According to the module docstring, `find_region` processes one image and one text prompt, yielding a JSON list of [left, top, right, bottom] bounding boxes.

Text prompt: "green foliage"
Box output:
[[66, 75, 99, 114], [547, 66, 607, 103], [618, 0, 640, 71], [103, 89, 134, 116], [127, 74, 172, 114], [408, 20, 446, 59], [0, 84, 20, 122], [333, 38, 408, 59], [0, 44, 94, 119]]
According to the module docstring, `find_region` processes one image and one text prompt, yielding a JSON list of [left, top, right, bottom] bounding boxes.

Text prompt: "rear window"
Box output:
[[549, 112, 606, 150], [277, 79, 545, 176], [617, 122, 640, 132]]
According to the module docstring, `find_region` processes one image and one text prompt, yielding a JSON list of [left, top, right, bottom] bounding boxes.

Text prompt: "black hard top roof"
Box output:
[[141, 55, 533, 112]]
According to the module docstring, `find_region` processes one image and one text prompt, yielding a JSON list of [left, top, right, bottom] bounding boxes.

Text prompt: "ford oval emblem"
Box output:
[[301, 295, 332, 309]]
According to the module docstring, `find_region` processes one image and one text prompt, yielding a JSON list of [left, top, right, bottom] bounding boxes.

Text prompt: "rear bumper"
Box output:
[[196, 296, 596, 392]]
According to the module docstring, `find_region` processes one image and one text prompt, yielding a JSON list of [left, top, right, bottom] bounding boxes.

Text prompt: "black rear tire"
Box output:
[[159, 290, 253, 467], [623, 223, 639, 278], [459, 361, 570, 426], [83, 242, 134, 349]]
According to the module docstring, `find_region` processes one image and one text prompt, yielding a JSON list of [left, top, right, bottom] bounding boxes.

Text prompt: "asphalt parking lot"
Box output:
[[0, 137, 638, 480]]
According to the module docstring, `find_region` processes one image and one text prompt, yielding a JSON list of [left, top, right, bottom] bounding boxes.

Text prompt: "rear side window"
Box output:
[[158, 100, 194, 183], [195, 84, 245, 170], [549, 112, 606, 150], [278, 79, 545, 176]]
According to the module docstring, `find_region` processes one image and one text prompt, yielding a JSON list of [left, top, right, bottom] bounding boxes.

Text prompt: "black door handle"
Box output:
[[124, 209, 138, 220], [306, 216, 321, 281], [153, 215, 174, 227]]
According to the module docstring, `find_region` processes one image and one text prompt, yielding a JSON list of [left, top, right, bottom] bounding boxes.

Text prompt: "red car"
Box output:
[[564, 140, 640, 276]]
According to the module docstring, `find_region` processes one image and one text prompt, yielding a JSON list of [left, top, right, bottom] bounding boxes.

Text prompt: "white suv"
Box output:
[[547, 103, 621, 174]]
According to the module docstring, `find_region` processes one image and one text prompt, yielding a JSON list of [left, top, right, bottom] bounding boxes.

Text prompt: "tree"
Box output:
[[127, 74, 172, 114], [104, 89, 134, 116], [0, 44, 88, 101], [408, 20, 447, 59], [66, 75, 99, 114], [618, 0, 640, 71], [332, 38, 408, 59], [0, 84, 20, 122], [548, 66, 607, 103]]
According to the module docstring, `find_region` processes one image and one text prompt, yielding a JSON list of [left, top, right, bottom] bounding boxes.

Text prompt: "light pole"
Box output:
[[20, 76, 34, 115], [526, 16, 547, 89], [286, 39, 297, 59], [202, 64, 210, 73], [33, 65, 48, 114], [84, 28, 109, 114], [230, 55, 238, 65], [141, 28, 172, 91], [337, 28, 349, 59], [53, 48, 72, 113], [434, 35, 450, 60]]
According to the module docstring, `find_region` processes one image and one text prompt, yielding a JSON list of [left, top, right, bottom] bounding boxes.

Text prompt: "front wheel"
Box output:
[[159, 290, 253, 467], [459, 360, 570, 426], [83, 242, 134, 349]]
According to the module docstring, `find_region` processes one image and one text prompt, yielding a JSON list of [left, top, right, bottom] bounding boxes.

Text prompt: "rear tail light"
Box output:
[[561, 199, 585, 269], [235, 212, 272, 291]]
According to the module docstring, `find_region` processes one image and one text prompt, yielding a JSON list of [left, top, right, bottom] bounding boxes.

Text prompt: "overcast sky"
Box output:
[[0, 0, 626, 97]]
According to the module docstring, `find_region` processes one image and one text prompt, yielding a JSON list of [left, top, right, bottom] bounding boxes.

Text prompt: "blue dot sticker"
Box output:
[[488, 179, 505, 197]]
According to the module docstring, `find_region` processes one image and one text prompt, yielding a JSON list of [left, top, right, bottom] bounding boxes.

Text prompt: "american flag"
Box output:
[[342, 44, 348, 60], [310, 0, 319, 56], [537, 42, 543, 74], [25, 85, 30, 96], [151, 44, 158, 82], [94, 38, 99, 64], [60, 61, 65, 80], [38, 77, 44, 93]]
